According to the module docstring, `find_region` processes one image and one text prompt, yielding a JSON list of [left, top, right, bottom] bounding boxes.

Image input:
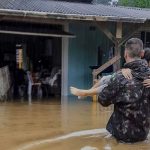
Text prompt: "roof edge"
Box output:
[[0, 8, 147, 23]]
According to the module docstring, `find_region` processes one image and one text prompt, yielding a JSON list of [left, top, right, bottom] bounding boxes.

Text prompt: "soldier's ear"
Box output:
[[140, 50, 145, 58], [148, 61, 150, 67], [124, 50, 127, 60]]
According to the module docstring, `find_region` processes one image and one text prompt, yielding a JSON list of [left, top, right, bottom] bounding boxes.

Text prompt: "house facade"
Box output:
[[0, 0, 149, 97]]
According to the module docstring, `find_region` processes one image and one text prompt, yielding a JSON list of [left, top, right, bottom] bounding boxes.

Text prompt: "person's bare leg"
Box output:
[[70, 86, 100, 97]]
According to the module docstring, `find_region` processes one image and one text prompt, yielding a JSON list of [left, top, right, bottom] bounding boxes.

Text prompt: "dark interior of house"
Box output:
[[0, 30, 62, 99]]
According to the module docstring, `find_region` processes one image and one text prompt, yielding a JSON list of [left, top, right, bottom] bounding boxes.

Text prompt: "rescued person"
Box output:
[[70, 48, 150, 98]]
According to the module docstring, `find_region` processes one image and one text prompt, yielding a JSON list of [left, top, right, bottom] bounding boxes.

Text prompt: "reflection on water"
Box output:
[[0, 96, 149, 150]]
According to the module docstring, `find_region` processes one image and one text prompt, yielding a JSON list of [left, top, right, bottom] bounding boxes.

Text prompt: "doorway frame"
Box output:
[[61, 23, 69, 96]]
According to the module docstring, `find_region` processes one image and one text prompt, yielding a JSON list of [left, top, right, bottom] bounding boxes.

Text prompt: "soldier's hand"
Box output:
[[143, 78, 150, 88], [121, 68, 132, 80]]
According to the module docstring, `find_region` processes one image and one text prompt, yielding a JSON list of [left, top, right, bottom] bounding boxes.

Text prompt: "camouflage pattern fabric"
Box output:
[[98, 59, 150, 143]]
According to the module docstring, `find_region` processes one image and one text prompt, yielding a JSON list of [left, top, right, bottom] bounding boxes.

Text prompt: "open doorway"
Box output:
[[0, 30, 62, 100]]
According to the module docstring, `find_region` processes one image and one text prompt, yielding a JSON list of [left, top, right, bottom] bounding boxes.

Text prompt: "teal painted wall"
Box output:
[[68, 22, 115, 95]]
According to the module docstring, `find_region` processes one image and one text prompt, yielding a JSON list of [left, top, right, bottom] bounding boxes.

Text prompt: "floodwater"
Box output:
[[0, 96, 150, 150]]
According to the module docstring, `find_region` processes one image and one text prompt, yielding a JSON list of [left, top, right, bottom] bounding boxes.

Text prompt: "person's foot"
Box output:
[[70, 87, 86, 97]]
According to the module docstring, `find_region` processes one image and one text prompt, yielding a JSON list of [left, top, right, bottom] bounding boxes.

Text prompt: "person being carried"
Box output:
[[70, 48, 150, 98]]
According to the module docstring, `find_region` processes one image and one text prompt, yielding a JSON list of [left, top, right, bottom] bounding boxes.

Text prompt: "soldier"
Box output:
[[98, 38, 150, 143]]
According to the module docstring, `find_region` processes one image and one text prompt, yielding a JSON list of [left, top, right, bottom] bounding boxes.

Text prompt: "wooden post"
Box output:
[[116, 22, 122, 39], [92, 71, 98, 102], [114, 22, 122, 71]]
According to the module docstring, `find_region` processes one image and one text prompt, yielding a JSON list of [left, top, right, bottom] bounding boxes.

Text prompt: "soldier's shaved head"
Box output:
[[125, 38, 143, 59]]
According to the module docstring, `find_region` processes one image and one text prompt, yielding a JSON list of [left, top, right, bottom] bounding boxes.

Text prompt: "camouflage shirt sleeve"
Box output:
[[98, 72, 122, 107]]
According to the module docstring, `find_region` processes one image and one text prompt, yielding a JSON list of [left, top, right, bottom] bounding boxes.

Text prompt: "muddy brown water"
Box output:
[[0, 96, 150, 150]]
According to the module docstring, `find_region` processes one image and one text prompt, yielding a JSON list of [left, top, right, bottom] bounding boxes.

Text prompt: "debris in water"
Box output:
[[104, 144, 111, 150], [80, 146, 99, 150]]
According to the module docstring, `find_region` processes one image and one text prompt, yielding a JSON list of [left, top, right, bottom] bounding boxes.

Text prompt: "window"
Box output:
[[141, 31, 150, 47]]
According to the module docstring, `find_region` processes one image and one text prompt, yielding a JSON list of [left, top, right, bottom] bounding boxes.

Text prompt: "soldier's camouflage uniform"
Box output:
[[98, 59, 150, 143]]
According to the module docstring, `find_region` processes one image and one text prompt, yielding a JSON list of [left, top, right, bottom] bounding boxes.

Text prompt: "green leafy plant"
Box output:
[[118, 0, 150, 8]]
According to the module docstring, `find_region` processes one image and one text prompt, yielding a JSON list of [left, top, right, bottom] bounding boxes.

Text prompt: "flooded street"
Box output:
[[0, 97, 150, 150]]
